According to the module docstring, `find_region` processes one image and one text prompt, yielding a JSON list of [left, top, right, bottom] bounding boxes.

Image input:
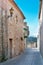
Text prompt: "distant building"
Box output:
[[27, 42, 37, 48], [0, 0, 29, 61], [26, 37, 37, 48]]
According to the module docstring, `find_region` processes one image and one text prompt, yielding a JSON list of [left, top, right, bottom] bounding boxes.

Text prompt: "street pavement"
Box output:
[[0, 48, 43, 65]]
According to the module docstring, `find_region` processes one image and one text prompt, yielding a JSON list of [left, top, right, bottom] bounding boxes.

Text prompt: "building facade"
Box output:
[[7, 0, 26, 58], [27, 42, 37, 48], [0, 0, 29, 60], [23, 22, 29, 48], [0, 0, 8, 60], [39, 0, 43, 57]]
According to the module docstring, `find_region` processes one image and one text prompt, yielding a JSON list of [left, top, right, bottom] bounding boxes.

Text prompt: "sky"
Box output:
[[14, 0, 40, 37]]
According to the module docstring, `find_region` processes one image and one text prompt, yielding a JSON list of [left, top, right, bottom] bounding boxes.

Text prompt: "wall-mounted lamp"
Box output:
[[8, 7, 14, 18]]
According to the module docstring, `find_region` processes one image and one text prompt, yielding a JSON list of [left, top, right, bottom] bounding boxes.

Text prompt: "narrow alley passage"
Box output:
[[0, 48, 43, 65]]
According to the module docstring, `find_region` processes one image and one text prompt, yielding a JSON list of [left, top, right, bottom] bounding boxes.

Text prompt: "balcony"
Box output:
[[27, 31, 29, 36], [24, 36, 28, 38], [23, 28, 27, 31]]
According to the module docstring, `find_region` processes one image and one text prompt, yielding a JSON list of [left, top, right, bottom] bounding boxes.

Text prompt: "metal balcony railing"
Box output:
[[24, 36, 28, 38], [23, 28, 28, 31]]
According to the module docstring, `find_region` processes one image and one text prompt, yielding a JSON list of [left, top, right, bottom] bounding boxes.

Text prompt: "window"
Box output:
[[16, 15, 18, 23], [20, 37, 23, 41]]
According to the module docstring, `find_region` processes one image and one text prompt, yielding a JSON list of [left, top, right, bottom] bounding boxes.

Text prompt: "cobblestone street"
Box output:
[[0, 48, 43, 65]]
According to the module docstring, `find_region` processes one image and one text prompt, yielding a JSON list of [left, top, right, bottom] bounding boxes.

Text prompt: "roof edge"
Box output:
[[39, 0, 42, 19], [9, 0, 26, 19]]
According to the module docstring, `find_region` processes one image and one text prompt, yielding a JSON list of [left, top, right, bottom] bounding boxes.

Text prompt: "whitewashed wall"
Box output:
[[39, 1, 43, 57]]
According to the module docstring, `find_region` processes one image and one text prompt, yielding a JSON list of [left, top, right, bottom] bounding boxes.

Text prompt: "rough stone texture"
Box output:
[[0, 0, 8, 58], [7, 0, 26, 58], [0, 0, 29, 60], [0, 8, 2, 56], [0, 0, 27, 59]]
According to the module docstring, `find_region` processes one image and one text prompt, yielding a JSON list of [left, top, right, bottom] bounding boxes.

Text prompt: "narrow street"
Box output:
[[0, 48, 43, 65]]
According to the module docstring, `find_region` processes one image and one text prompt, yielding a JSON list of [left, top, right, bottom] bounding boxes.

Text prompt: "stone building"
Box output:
[[26, 37, 37, 48], [0, 0, 8, 60], [23, 22, 29, 47], [7, 0, 26, 58], [0, 0, 29, 60]]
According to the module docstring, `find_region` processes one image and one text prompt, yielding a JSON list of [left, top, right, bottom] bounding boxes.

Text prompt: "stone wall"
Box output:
[[0, 0, 26, 59], [0, 0, 8, 59], [7, 1, 25, 58]]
